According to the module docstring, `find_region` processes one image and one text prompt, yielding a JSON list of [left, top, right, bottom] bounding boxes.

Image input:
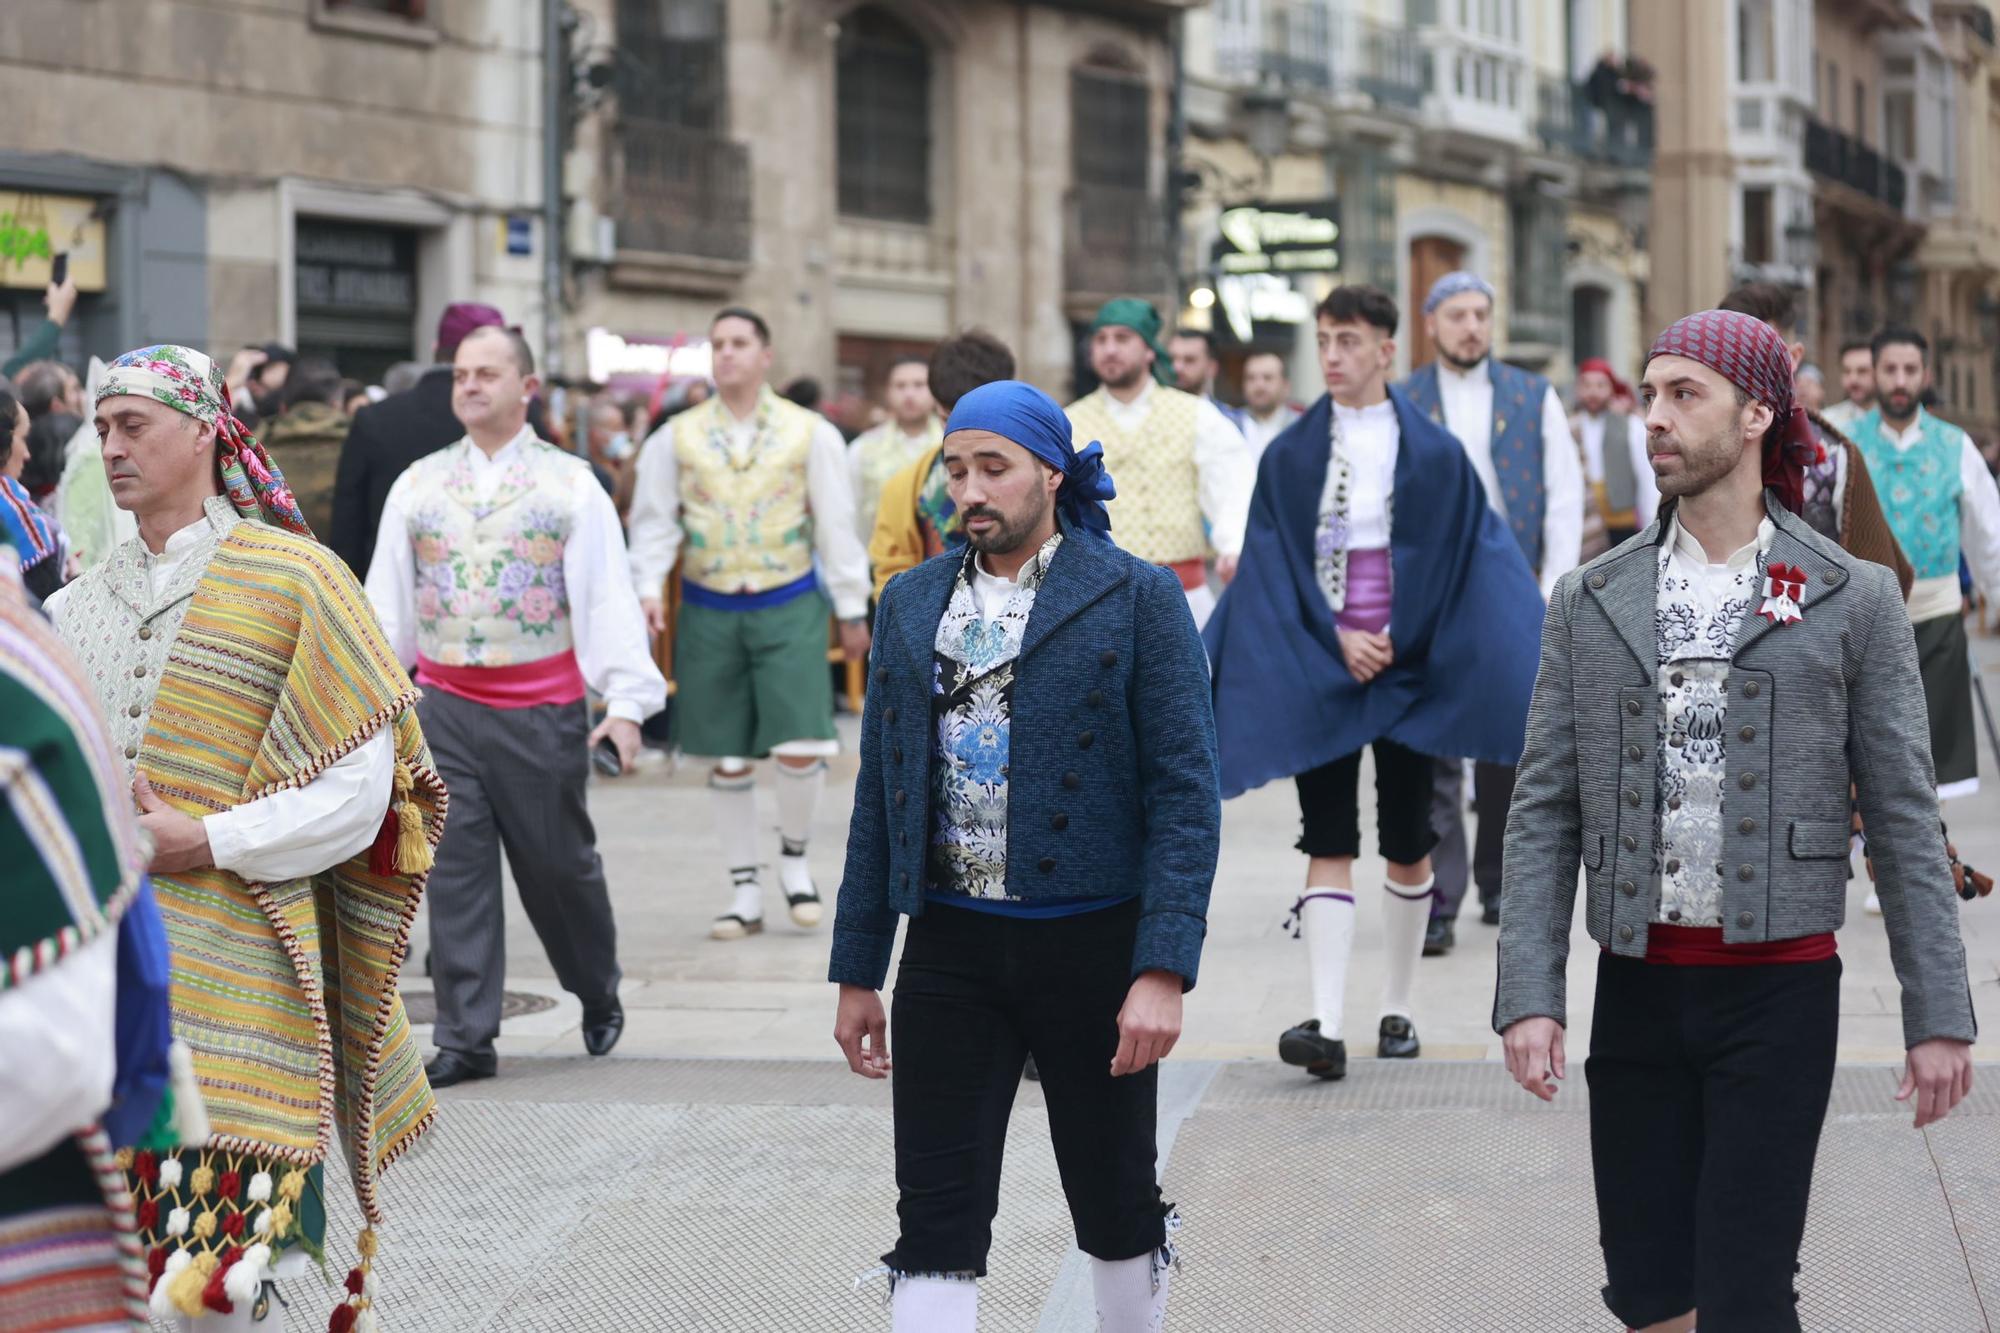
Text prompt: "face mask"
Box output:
[[606, 431, 634, 462]]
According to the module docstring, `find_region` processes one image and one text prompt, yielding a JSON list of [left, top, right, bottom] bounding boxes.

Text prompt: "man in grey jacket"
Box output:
[[1495, 309, 1976, 1333]]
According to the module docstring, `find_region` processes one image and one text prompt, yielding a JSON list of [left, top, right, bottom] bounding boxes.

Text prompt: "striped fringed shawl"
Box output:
[[139, 525, 444, 1225]]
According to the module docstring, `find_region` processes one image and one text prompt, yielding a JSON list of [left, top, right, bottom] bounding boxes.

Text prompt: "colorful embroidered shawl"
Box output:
[[136, 525, 443, 1225]]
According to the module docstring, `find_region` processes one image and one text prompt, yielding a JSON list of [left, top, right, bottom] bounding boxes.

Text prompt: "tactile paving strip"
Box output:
[[152, 1059, 1999, 1332]]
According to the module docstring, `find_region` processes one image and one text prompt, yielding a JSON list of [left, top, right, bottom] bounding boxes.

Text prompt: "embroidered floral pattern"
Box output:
[[1315, 410, 1358, 613], [927, 534, 1062, 900], [1653, 535, 1762, 926]]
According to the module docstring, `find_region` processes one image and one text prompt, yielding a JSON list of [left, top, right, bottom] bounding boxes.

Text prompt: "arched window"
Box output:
[[837, 7, 933, 223]]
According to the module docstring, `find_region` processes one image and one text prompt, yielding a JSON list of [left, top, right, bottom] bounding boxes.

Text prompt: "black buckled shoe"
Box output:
[[425, 1049, 497, 1089], [1377, 1014, 1420, 1060], [1278, 1019, 1347, 1081], [1423, 916, 1455, 956], [582, 997, 625, 1057]]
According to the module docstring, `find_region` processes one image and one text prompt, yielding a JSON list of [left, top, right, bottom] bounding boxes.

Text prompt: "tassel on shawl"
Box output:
[[327, 1227, 380, 1332], [369, 761, 434, 877]]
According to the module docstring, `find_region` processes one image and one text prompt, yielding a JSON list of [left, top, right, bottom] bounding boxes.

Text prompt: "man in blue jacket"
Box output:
[[830, 379, 1220, 1332]]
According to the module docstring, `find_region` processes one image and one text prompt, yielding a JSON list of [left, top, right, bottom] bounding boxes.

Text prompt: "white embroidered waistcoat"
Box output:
[[398, 439, 583, 667], [673, 389, 818, 595], [1065, 386, 1206, 565], [51, 496, 240, 771]]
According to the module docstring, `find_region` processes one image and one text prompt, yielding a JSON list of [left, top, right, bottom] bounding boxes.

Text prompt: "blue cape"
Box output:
[[945, 380, 1116, 539], [1202, 387, 1544, 799]]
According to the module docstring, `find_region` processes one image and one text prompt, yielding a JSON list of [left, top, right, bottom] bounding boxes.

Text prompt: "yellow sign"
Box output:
[[0, 192, 109, 292]]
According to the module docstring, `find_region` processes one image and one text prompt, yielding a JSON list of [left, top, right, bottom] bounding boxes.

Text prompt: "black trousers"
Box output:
[[1586, 953, 1841, 1332], [1293, 739, 1439, 864], [886, 898, 1166, 1276], [1430, 759, 1516, 920]]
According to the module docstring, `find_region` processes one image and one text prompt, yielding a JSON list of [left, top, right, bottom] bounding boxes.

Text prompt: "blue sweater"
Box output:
[[828, 520, 1222, 991]]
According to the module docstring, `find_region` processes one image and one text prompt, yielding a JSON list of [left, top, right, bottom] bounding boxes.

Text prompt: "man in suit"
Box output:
[[329, 303, 530, 577], [1399, 271, 1584, 955], [830, 380, 1218, 1333], [1497, 309, 1975, 1333]]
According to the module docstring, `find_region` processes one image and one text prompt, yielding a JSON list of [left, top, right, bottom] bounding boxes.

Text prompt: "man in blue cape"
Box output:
[[831, 380, 1219, 1331], [1203, 284, 1543, 1081]]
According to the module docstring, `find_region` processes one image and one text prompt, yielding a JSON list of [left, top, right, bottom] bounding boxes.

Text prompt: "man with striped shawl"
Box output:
[[44, 345, 445, 1331]]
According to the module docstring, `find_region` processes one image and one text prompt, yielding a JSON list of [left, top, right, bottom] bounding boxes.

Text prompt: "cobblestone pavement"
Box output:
[[311, 628, 2000, 1331]]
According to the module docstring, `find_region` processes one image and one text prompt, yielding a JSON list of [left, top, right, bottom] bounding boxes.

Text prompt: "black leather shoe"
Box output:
[[1377, 1014, 1420, 1059], [425, 1049, 496, 1089], [582, 998, 624, 1057], [1278, 1019, 1347, 1081], [1423, 916, 1455, 956], [1480, 900, 1502, 926]]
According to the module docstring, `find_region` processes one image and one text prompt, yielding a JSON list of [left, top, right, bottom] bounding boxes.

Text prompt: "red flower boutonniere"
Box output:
[[1759, 562, 1806, 625]]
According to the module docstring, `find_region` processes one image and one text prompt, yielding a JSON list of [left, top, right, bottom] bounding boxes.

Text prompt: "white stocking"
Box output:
[[1379, 875, 1435, 1020], [1091, 1252, 1172, 1333], [890, 1274, 978, 1332], [709, 766, 761, 920], [1299, 890, 1356, 1039]]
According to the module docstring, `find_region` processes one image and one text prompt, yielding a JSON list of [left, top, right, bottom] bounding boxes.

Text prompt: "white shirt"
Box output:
[[1822, 399, 1869, 432], [1434, 358, 1585, 598], [0, 929, 116, 1173], [46, 512, 395, 883], [1873, 409, 2000, 623], [1240, 404, 1302, 462], [1324, 399, 1400, 550], [1098, 380, 1255, 558], [1576, 409, 1661, 526], [625, 399, 873, 620], [367, 429, 668, 724]]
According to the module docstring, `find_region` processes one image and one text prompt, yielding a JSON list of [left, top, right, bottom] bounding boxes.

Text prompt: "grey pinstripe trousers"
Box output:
[[418, 688, 622, 1058]]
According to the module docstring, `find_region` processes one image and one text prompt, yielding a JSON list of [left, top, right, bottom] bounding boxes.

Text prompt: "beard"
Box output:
[[1439, 342, 1488, 372], [1654, 417, 1747, 500], [1098, 363, 1148, 392], [1882, 388, 1919, 421], [963, 491, 1053, 558]]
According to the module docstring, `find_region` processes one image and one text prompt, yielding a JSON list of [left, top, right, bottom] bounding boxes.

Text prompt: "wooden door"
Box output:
[[1407, 236, 1467, 370]]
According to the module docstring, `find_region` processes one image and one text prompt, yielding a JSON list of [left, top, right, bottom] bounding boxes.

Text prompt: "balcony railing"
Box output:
[[1804, 116, 1908, 212], [1064, 184, 1170, 299], [1535, 74, 1653, 166], [1212, 3, 1425, 109], [615, 118, 752, 265]]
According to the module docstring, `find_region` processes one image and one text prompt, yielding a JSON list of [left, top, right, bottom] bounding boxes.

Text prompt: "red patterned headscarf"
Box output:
[[1644, 310, 1824, 513], [95, 345, 313, 538]]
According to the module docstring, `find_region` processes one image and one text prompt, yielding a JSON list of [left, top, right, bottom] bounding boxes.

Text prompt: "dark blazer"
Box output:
[[828, 521, 1222, 992], [327, 369, 550, 577], [1495, 494, 1976, 1047]]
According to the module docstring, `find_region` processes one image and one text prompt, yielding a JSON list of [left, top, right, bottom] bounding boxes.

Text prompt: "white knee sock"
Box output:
[[890, 1274, 978, 1332], [1298, 889, 1357, 1039], [773, 758, 827, 899], [710, 767, 761, 921], [1090, 1244, 1175, 1333], [1379, 876, 1436, 1021]]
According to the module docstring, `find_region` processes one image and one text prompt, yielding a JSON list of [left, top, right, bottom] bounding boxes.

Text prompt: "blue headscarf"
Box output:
[[944, 380, 1117, 540]]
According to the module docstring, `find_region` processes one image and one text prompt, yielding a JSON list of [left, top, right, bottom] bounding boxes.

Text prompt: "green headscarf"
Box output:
[[1090, 298, 1175, 386]]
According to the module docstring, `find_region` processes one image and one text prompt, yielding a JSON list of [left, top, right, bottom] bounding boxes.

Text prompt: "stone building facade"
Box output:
[[560, 0, 1196, 403], [0, 0, 545, 380]]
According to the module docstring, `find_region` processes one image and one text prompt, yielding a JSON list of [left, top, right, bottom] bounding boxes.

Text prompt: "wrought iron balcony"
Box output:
[[614, 118, 752, 265], [1804, 116, 1907, 212], [1212, 3, 1424, 110], [1535, 74, 1653, 166], [1064, 184, 1170, 300]]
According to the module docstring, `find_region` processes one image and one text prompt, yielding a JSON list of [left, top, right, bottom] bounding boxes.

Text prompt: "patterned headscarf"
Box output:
[[946, 380, 1117, 540], [1576, 356, 1630, 400], [95, 345, 312, 537], [1090, 298, 1175, 387], [1423, 270, 1496, 316], [1645, 310, 1825, 514], [0, 475, 57, 573]]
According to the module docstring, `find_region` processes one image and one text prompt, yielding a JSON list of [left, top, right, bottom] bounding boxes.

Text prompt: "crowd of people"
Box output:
[[2, 247, 1999, 1333]]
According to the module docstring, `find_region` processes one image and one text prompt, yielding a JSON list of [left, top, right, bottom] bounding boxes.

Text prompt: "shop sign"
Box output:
[[1212, 201, 1341, 276], [0, 192, 109, 292], [1216, 273, 1314, 343], [585, 328, 713, 387], [295, 221, 417, 311]]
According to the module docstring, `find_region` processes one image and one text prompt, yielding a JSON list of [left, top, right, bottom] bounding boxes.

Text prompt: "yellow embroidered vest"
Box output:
[[673, 389, 819, 594], [1065, 386, 1206, 565], [398, 439, 582, 667]]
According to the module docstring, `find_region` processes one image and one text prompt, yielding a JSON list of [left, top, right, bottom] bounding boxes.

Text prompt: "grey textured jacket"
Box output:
[[1494, 494, 1976, 1048]]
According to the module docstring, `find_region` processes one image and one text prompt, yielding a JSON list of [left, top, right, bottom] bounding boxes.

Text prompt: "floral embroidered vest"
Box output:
[[1402, 360, 1549, 571], [672, 388, 818, 595], [1065, 386, 1206, 565], [398, 439, 582, 667], [1851, 408, 1964, 581], [852, 416, 942, 545]]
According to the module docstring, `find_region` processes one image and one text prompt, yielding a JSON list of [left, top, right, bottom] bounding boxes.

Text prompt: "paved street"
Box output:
[[352, 628, 2000, 1331]]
